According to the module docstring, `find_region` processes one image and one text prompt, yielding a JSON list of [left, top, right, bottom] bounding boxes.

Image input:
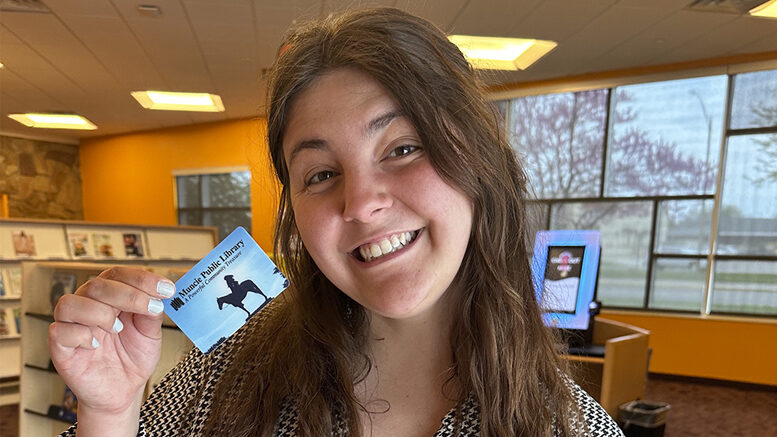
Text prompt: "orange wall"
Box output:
[[79, 118, 279, 251], [601, 310, 777, 386]]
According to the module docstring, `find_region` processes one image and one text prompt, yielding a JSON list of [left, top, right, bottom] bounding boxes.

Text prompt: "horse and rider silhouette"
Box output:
[[217, 275, 269, 320]]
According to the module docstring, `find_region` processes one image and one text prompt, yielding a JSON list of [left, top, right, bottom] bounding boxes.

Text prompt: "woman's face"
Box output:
[[282, 67, 473, 321]]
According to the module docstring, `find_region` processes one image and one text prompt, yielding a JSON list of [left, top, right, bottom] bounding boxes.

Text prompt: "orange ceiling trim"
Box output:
[[486, 50, 777, 94]]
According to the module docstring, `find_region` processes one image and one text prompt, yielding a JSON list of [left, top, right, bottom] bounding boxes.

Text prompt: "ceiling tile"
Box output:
[[56, 15, 168, 89], [448, 0, 544, 36], [509, 0, 617, 40], [654, 15, 777, 64], [111, 0, 214, 91], [0, 12, 120, 94], [394, 0, 469, 31]]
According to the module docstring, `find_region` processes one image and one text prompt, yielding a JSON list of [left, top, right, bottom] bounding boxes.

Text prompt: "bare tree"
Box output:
[[510, 89, 716, 229]]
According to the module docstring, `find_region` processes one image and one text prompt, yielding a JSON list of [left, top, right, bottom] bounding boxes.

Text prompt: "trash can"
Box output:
[[618, 400, 670, 437]]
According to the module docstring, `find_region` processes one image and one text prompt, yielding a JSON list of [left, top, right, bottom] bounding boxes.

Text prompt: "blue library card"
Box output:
[[163, 226, 289, 353]]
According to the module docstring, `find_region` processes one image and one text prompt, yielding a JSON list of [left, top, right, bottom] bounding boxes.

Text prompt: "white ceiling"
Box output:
[[1, 0, 776, 143]]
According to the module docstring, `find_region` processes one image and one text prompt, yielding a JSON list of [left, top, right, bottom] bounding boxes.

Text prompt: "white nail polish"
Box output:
[[148, 298, 164, 314], [112, 317, 124, 333], [92, 337, 100, 348], [157, 281, 176, 298]]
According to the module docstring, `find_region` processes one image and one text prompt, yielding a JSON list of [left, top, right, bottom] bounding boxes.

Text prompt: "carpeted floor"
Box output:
[[640, 375, 777, 437], [1, 376, 775, 436]]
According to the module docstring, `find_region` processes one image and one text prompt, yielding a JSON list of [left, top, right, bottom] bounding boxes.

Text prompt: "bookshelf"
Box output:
[[0, 218, 216, 436]]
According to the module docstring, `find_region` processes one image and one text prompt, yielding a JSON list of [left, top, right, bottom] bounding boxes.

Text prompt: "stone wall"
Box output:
[[0, 135, 83, 220]]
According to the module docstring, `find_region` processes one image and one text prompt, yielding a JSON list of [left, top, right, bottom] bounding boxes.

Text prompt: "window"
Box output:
[[606, 76, 727, 197], [505, 67, 777, 317], [176, 170, 252, 240], [509, 89, 607, 199]]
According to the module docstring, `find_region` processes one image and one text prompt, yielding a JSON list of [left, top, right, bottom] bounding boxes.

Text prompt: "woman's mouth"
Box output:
[[353, 229, 421, 262]]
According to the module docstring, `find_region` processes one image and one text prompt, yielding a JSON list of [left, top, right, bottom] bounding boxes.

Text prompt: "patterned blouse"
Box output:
[[59, 309, 624, 437]]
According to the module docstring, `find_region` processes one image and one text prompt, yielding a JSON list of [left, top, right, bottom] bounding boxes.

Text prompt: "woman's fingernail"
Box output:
[[112, 317, 124, 333], [92, 337, 100, 348], [148, 298, 164, 314], [157, 281, 176, 298]]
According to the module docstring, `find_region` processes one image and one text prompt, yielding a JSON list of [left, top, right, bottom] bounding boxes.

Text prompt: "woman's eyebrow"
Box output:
[[364, 110, 403, 138], [288, 110, 404, 166], [288, 138, 327, 167]]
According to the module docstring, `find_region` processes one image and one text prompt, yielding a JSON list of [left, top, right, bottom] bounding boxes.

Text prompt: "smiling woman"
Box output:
[[52, 7, 623, 437]]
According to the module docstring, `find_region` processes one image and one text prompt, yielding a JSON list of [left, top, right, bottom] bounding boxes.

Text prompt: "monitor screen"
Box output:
[[532, 230, 600, 331], [542, 245, 586, 314]]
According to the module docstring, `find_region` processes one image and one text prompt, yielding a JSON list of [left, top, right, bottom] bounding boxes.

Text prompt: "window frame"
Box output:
[[493, 59, 777, 318], [172, 166, 252, 240]]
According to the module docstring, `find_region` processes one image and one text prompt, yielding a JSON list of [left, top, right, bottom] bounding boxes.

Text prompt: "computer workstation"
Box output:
[[532, 230, 651, 417]]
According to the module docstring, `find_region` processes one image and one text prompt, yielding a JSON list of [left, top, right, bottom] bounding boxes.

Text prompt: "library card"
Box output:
[[163, 226, 289, 354]]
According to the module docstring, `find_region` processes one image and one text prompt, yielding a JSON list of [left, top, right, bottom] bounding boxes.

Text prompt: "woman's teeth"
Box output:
[[358, 231, 417, 262]]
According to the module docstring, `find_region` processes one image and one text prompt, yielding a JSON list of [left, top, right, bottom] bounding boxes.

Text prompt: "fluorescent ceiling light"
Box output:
[[8, 113, 97, 130], [448, 35, 557, 70], [750, 0, 777, 17], [131, 90, 225, 112]]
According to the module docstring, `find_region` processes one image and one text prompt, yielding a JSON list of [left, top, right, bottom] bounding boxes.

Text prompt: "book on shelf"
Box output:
[[123, 232, 144, 258], [2, 266, 22, 298], [49, 272, 77, 314], [0, 268, 5, 297], [0, 308, 11, 336], [12, 307, 21, 334], [67, 232, 91, 258], [12, 230, 36, 257], [93, 233, 114, 258], [47, 385, 77, 423]]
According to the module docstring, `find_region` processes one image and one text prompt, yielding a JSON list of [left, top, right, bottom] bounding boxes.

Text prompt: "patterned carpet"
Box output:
[[1, 376, 775, 436]]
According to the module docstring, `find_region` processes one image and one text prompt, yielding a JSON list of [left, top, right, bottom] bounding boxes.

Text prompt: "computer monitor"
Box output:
[[531, 230, 601, 337]]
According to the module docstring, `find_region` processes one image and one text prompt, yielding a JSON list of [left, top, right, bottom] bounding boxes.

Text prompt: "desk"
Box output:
[[563, 318, 650, 418]]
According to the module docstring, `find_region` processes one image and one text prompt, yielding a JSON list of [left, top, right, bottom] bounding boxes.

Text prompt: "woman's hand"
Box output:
[[48, 266, 176, 418]]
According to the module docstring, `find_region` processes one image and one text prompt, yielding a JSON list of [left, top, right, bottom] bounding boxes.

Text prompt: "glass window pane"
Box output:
[[493, 99, 508, 127], [203, 209, 252, 240], [525, 202, 549, 250], [730, 69, 777, 130], [655, 200, 714, 255], [711, 260, 777, 315], [551, 201, 652, 308], [178, 210, 202, 226], [606, 76, 727, 196], [649, 258, 707, 311], [509, 89, 606, 199], [176, 175, 200, 208], [718, 134, 777, 256], [202, 172, 251, 207]]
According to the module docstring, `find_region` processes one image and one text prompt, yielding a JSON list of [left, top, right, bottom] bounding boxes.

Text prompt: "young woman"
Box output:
[[51, 8, 624, 437]]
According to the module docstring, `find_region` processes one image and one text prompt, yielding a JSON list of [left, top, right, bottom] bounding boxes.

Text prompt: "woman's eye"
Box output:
[[306, 170, 335, 186], [388, 144, 419, 158]]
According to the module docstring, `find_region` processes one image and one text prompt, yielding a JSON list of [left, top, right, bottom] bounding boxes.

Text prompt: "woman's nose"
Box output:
[[342, 174, 393, 223]]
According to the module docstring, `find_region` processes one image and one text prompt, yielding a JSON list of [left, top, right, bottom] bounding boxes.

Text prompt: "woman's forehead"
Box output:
[[282, 69, 402, 151]]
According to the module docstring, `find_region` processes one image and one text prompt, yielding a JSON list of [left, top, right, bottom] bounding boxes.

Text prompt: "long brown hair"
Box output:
[[207, 7, 581, 436]]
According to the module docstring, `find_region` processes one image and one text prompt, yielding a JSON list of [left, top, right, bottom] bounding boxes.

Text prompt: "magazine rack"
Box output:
[[0, 218, 216, 436]]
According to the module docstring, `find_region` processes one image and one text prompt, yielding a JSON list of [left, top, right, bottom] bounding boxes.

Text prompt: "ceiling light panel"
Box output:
[[131, 91, 225, 112], [8, 113, 97, 130], [448, 35, 557, 70], [750, 0, 777, 17]]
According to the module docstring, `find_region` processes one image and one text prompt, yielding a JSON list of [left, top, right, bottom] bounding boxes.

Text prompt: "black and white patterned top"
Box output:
[[59, 312, 624, 437]]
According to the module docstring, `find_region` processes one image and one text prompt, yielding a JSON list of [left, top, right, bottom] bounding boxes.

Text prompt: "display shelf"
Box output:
[[25, 363, 57, 374], [0, 376, 20, 406], [25, 312, 53, 322], [8, 218, 216, 436], [24, 408, 74, 424]]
